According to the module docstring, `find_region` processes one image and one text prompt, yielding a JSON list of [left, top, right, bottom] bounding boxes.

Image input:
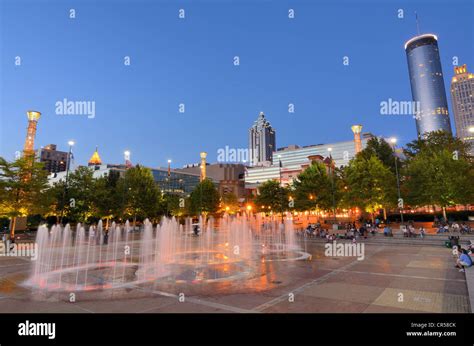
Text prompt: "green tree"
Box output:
[[292, 161, 335, 212], [118, 165, 162, 224], [221, 191, 240, 214], [344, 155, 397, 221], [60, 166, 96, 223], [403, 147, 474, 220], [91, 170, 122, 221], [0, 156, 50, 237], [162, 193, 187, 217], [358, 137, 399, 174], [188, 178, 220, 215], [254, 180, 289, 214], [404, 130, 472, 160]]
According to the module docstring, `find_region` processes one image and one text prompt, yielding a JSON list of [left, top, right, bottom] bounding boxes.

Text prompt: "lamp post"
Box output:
[[327, 147, 337, 225], [389, 137, 404, 225], [278, 155, 284, 223], [124, 150, 131, 168], [60, 140, 75, 224], [166, 159, 172, 217]]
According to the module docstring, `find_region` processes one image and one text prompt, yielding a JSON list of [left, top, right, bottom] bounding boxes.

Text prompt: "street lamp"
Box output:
[[469, 127, 474, 134], [389, 137, 404, 225], [123, 150, 131, 169], [278, 154, 284, 222], [327, 147, 336, 224], [66, 140, 75, 183]]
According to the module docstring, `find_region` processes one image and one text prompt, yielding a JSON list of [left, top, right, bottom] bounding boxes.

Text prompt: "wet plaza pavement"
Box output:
[[0, 240, 469, 313]]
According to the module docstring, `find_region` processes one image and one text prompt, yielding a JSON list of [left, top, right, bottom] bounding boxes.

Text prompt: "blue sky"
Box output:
[[1, 0, 473, 168]]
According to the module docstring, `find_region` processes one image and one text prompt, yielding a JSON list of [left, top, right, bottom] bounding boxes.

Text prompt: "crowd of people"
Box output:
[[299, 219, 474, 275], [301, 222, 376, 242], [401, 223, 426, 238], [436, 221, 472, 234]]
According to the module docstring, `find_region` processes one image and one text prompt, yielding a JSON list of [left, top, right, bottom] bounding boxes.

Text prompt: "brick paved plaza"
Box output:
[[0, 238, 470, 313]]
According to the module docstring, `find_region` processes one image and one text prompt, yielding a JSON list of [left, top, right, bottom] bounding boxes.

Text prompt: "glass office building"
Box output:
[[151, 168, 203, 195], [405, 34, 452, 136]]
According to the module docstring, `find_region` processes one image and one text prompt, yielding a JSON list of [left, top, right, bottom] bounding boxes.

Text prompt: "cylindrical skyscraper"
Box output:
[[404, 34, 452, 136]]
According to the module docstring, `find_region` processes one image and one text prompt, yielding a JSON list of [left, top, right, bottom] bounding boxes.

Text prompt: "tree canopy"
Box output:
[[188, 178, 220, 215]]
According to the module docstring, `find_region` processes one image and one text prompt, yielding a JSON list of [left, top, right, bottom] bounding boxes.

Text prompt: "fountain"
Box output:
[[26, 214, 310, 295]]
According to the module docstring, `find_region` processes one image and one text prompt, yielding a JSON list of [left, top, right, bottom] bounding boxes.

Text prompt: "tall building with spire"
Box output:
[[23, 111, 41, 157], [88, 147, 102, 166], [404, 33, 452, 136], [451, 64, 474, 155], [248, 112, 276, 166]]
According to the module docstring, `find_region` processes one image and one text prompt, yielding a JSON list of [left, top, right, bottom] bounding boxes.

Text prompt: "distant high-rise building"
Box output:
[[36, 144, 68, 173], [450, 64, 474, 155], [404, 33, 452, 136], [23, 111, 41, 157], [248, 112, 276, 166]]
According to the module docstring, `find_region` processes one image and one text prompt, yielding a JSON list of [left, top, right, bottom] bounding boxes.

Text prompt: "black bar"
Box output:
[[0, 313, 472, 345]]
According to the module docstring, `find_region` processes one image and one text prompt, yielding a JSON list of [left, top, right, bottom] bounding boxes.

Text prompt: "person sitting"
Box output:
[[449, 236, 460, 248], [456, 249, 473, 272], [467, 240, 474, 254], [460, 223, 471, 234], [419, 227, 425, 239], [403, 226, 408, 237]]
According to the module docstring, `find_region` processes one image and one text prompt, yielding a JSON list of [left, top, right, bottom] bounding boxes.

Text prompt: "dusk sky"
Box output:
[[1, 0, 473, 168]]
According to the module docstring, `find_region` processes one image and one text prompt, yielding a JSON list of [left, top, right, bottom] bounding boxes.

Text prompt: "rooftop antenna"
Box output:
[[415, 11, 421, 35]]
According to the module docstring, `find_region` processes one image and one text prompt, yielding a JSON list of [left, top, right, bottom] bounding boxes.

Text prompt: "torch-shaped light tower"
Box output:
[[351, 125, 363, 154], [23, 111, 41, 157], [200, 152, 207, 181], [124, 150, 132, 168]]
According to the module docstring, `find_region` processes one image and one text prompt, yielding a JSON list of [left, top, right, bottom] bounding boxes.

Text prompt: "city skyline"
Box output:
[[1, 0, 473, 168]]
